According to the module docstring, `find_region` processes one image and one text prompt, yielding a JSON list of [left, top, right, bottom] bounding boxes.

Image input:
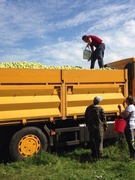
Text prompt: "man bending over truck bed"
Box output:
[[82, 35, 105, 69]]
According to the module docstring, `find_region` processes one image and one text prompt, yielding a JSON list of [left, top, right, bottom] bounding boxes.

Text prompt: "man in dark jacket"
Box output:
[[85, 96, 107, 158]]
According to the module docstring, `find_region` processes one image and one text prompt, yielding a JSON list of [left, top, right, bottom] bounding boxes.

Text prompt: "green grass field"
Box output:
[[0, 139, 135, 180]]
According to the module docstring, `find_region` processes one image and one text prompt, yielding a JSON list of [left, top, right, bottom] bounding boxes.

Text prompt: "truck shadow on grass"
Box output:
[[52, 142, 112, 163], [0, 149, 11, 164]]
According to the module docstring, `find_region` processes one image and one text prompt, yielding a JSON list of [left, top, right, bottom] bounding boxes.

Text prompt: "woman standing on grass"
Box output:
[[118, 95, 135, 158]]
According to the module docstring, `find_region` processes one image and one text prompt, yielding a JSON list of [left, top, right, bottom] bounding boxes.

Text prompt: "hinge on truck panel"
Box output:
[[53, 88, 58, 95], [67, 86, 73, 94], [50, 117, 54, 122], [54, 86, 60, 95], [22, 119, 27, 125]]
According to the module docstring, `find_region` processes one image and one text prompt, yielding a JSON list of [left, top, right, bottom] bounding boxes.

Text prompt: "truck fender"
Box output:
[[43, 125, 54, 147]]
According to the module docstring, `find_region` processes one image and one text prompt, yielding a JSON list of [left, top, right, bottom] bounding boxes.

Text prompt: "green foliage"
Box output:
[[0, 139, 135, 180]]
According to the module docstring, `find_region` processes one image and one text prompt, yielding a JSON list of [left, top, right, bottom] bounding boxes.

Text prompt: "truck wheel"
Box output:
[[9, 127, 48, 161]]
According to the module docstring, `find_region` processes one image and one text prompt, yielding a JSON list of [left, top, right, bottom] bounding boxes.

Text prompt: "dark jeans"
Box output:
[[124, 128, 135, 156], [89, 128, 104, 158], [90, 43, 105, 69]]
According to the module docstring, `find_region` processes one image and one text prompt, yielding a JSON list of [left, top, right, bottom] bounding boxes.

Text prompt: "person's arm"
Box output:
[[120, 110, 130, 119], [118, 105, 130, 119], [86, 37, 92, 46], [88, 37, 92, 45], [87, 40, 94, 61], [118, 105, 122, 114], [100, 108, 108, 131], [84, 107, 89, 126]]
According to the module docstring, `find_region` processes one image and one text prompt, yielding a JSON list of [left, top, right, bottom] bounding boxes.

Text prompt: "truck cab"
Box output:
[[109, 57, 135, 97]]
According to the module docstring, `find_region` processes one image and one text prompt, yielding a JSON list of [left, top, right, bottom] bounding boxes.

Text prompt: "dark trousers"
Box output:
[[89, 128, 103, 158], [124, 128, 135, 156], [90, 43, 105, 69]]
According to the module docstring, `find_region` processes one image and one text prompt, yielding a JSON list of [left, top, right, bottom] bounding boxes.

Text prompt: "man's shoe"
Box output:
[[130, 153, 135, 158]]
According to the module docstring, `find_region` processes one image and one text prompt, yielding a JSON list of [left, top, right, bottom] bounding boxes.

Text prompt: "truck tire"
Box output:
[[9, 126, 48, 161]]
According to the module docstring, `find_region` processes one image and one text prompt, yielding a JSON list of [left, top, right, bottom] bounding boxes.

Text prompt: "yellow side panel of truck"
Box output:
[[0, 68, 128, 125], [62, 69, 126, 83], [0, 85, 61, 121], [62, 69, 128, 118], [0, 68, 61, 83], [66, 86, 125, 116], [0, 68, 62, 123], [0, 95, 60, 120], [0, 69, 62, 122]]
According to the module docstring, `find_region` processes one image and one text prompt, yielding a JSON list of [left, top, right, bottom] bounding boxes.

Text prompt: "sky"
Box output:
[[0, 0, 135, 68]]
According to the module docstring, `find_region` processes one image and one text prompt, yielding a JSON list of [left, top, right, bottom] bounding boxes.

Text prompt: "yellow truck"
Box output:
[[0, 57, 134, 161]]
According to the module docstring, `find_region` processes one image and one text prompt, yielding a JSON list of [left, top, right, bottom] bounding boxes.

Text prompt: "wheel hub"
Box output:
[[18, 134, 41, 157]]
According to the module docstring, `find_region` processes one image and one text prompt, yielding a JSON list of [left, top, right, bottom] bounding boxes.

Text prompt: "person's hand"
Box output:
[[86, 44, 89, 48], [103, 124, 107, 132], [104, 127, 107, 132], [118, 104, 121, 110], [88, 57, 91, 62], [118, 104, 122, 114]]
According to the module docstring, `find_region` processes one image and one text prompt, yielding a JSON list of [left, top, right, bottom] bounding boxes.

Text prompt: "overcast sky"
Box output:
[[0, 0, 135, 68]]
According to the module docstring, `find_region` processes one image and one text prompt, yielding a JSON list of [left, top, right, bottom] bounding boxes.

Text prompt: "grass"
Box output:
[[0, 138, 135, 180]]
